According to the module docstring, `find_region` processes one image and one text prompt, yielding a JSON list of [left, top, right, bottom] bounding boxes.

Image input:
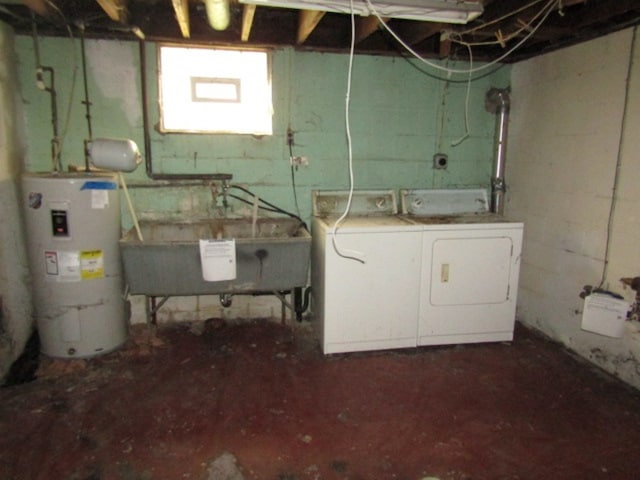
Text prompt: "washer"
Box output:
[[400, 188, 524, 346], [311, 190, 423, 354]]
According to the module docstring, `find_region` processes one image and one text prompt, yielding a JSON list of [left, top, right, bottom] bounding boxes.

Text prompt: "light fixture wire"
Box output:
[[365, 0, 558, 75]]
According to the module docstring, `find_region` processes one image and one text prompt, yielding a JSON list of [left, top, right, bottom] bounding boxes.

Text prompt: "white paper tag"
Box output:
[[199, 239, 236, 282], [57, 251, 81, 282], [91, 190, 109, 209]]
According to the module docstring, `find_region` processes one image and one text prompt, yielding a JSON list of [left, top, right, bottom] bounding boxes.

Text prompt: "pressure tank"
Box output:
[[22, 172, 128, 358]]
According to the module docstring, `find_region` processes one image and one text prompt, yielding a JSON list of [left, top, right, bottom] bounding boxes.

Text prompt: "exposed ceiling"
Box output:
[[0, 0, 638, 63]]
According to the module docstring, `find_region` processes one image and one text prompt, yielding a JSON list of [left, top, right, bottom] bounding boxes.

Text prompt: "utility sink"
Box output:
[[119, 218, 311, 296]]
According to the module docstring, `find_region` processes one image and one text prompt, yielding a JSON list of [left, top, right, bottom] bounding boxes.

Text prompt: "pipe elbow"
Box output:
[[485, 88, 510, 114]]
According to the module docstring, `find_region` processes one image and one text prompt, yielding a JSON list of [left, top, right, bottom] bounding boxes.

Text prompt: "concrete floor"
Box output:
[[1, 320, 640, 480]]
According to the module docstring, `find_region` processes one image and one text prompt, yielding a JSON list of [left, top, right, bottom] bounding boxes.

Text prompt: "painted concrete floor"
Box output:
[[1, 320, 640, 480]]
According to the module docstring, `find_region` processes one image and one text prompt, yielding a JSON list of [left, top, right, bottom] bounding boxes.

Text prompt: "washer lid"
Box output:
[[312, 190, 397, 217], [317, 214, 418, 230], [400, 188, 489, 215]]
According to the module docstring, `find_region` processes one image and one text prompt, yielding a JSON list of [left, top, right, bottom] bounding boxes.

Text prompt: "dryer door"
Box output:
[[430, 236, 513, 306], [418, 227, 522, 345]]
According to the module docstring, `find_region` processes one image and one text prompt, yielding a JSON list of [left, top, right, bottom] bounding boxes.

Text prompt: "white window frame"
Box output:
[[157, 44, 273, 135]]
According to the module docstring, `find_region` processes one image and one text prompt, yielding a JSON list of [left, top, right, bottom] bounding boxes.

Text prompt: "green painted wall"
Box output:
[[14, 37, 509, 227]]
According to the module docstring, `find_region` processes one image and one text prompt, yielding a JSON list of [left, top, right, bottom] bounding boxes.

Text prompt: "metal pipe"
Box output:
[[32, 17, 61, 172], [485, 88, 510, 215], [219, 293, 233, 308], [42, 67, 61, 172], [80, 26, 93, 171], [294, 286, 312, 322]]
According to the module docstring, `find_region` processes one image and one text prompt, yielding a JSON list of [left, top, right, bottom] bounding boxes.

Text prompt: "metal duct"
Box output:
[[485, 88, 510, 215]]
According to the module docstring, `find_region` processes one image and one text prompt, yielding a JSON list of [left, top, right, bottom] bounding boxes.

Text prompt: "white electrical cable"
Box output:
[[359, 0, 556, 153], [119, 172, 143, 242], [328, 0, 558, 262], [365, 0, 558, 76], [452, 0, 555, 47], [330, 0, 365, 264], [450, 42, 473, 147], [456, 0, 548, 37], [434, 56, 451, 154], [597, 25, 637, 289]]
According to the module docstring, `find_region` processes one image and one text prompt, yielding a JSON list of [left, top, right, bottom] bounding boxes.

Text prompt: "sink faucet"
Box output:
[[208, 174, 233, 216], [222, 178, 230, 212]]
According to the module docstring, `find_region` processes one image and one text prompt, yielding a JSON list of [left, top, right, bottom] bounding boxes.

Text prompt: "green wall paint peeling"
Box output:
[[14, 36, 509, 226]]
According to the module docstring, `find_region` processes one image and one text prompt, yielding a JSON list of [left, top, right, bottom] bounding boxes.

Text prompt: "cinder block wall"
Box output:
[[508, 28, 640, 389]]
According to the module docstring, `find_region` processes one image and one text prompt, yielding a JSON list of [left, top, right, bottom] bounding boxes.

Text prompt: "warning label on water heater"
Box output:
[[47, 251, 81, 282], [44, 250, 104, 282], [80, 250, 105, 279], [44, 251, 59, 276]]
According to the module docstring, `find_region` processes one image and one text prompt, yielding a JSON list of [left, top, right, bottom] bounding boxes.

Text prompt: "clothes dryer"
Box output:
[[400, 188, 523, 346]]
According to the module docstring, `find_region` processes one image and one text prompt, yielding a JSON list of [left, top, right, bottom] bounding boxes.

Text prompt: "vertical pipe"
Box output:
[[138, 39, 154, 178], [32, 16, 61, 172], [485, 88, 510, 215], [80, 29, 93, 171], [493, 105, 509, 215], [294, 287, 303, 322]]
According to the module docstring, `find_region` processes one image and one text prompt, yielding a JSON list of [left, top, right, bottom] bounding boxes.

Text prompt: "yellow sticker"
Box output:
[[80, 250, 104, 280]]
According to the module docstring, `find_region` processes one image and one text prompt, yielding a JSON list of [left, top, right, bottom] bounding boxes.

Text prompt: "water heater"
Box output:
[[22, 172, 128, 358]]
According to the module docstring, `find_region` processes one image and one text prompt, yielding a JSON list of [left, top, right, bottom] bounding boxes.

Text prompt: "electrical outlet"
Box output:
[[286, 128, 294, 146], [290, 156, 309, 167]]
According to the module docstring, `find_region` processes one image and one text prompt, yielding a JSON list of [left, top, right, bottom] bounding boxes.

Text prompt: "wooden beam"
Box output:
[[21, 0, 50, 16], [171, 0, 191, 38], [355, 15, 388, 44], [397, 22, 443, 46], [241, 4, 256, 42], [297, 9, 325, 44], [439, 37, 451, 58], [96, 0, 130, 24]]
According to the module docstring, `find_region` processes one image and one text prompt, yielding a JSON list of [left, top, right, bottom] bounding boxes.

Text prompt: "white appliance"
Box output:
[[311, 190, 423, 354], [581, 293, 629, 338], [22, 172, 128, 358], [400, 188, 523, 346]]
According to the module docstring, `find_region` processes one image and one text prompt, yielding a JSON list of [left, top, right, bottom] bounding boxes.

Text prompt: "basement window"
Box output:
[[158, 45, 272, 135]]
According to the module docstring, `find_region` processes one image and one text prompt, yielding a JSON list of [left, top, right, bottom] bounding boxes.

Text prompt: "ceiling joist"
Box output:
[[297, 9, 325, 44], [21, 0, 50, 17], [355, 15, 388, 44], [394, 21, 443, 47], [171, 0, 190, 38], [95, 0, 130, 24], [241, 4, 256, 41]]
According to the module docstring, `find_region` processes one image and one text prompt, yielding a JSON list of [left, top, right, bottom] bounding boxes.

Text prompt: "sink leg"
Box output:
[[149, 296, 157, 326], [294, 288, 303, 323], [281, 297, 286, 325], [146, 295, 170, 326], [144, 296, 154, 326]]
